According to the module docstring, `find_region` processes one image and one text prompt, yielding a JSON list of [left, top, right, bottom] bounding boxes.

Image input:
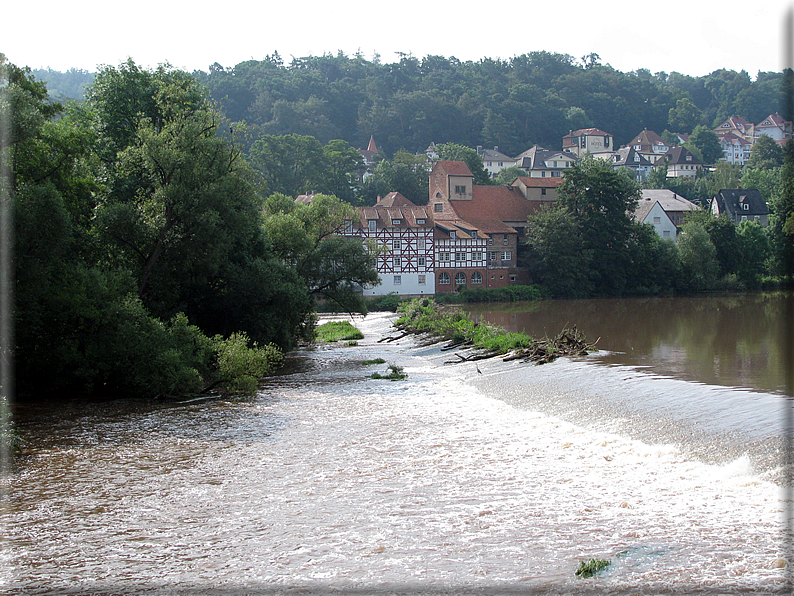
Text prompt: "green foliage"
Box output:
[[315, 320, 364, 342], [360, 150, 429, 206], [687, 125, 723, 164], [370, 364, 406, 380], [435, 143, 491, 185], [366, 293, 405, 312], [575, 558, 611, 578], [491, 166, 529, 186], [668, 97, 702, 132], [748, 135, 784, 170], [212, 332, 283, 394], [678, 219, 719, 291], [433, 285, 545, 304], [362, 358, 386, 365]]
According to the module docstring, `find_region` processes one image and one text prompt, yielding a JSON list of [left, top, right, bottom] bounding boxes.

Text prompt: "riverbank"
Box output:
[[4, 311, 790, 594]]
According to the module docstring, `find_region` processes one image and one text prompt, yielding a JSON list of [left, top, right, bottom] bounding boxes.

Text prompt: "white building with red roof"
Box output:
[[754, 113, 792, 145]]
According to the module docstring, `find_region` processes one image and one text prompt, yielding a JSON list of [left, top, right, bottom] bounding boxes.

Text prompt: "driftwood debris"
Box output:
[[503, 326, 595, 365]]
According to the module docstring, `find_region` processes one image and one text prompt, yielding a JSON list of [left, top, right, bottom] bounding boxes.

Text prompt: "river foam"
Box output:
[[3, 311, 791, 594]]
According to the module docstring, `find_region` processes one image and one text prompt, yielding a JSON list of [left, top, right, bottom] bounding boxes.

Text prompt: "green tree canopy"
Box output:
[[687, 125, 724, 164], [747, 134, 784, 169]]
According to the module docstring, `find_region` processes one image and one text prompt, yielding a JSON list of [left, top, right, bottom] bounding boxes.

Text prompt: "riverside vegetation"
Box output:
[[390, 299, 594, 365]]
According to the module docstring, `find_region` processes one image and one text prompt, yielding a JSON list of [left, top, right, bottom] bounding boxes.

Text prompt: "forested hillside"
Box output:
[[32, 52, 783, 158]]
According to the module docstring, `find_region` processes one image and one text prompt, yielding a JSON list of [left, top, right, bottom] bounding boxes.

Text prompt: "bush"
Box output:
[[434, 285, 545, 304], [212, 332, 283, 394], [366, 292, 405, 312]]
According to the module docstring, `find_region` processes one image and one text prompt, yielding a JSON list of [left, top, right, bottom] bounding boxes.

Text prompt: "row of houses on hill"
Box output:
[[333, 160, 754, 297]]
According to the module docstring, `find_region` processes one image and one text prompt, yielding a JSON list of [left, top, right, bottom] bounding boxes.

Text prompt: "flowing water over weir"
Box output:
[[3, 313, 792, 594]]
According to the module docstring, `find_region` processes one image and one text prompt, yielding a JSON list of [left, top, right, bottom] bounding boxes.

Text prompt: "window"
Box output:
[[454, 185, 466, 195], [434, 203, 443, 212], [344, 219, 353, 233], [501, 251, 511, 261], [754, 215, 760, 222], [439, 252, 450, 262], [391, 219, 401, 225], [418, 256, 425, 266], [439, 272, 450, 285], [741, 215, 748, 222], [489, 251, 498, 261], [394, 276, 401, 285], [742, 203, 750, 211], [455, 251, 466, 261], [392, 239, 401, 250], [471, 231, 478, 239], [471, 252, 483, 261], [498, 161, 503, 167], [488, 238, 494, 245], [417, 238, 425, 250], [418, 275, 426, 285], [392, 257, 401, 268], [663, 230, 671, 238], [509, 274, 517, 282], [471, 272, 483, 284], [449, 230, 456, 239], [368, 220, 377, 232], [416, 218, 426, 225], [541, 188, 547, 196], [686, 155, 692, 161], [653, 217, 661, 224], [503, 234, 509, 245], [455, 272, 467, 285]]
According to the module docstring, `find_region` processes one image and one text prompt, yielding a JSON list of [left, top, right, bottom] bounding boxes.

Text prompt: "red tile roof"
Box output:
[[516, 177, 564, 188], [433, 160, 474, 177]]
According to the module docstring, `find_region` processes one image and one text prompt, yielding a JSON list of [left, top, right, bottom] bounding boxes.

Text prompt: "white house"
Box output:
[[633, 198, 678, 241], [477, 146, 517, 178]]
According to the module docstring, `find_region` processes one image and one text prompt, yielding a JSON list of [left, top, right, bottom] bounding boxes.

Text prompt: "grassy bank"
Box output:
[[393, 298, 592, 364]]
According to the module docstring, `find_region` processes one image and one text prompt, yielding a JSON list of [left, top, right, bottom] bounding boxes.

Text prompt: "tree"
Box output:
[[435, 143, 491, 185], [667, 97, 702, 132], [736, 221, 771, 288], [321, 139, 364, 204], [687, 125, 723, 164], [248, 133, 326, 197], [262, 193, 379, 313], [678, 219, 719, 291], [492, 166, 528, 186], [747, 135, 784, 170]]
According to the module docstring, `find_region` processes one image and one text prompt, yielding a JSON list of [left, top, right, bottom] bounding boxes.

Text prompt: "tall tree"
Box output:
[[687, 125, 724, 164]]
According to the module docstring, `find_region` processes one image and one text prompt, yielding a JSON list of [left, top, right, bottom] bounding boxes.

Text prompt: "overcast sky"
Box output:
[[6, 1, 792, 77]]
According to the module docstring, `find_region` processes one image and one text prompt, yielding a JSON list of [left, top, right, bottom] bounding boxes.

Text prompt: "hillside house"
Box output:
[[477, 146, 517, 178], [657, 146, 703, 179], [562, 128, 614, 157], [612, 147, 653, 181], [716, 131, 752, 165], [639, 189, 700, 229], [626, 129, 670, 164], [511, 176, 563, 205], [633, 199, 678, 241], [514, 145, 578, 178], [754, 113, 792, 144], [714, 116, 754, 143], [710, 188, 769, 227]]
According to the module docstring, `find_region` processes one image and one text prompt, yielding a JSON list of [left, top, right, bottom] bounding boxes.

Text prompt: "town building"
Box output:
[[656, 146, 703, 179], [625, 129, 670, 164], [611, 146, 653, 181], [633, 199, 678, 241], [514, 145, 578, 178], [477, 146, 517, 178], [754, 113, 792, 145], [562, 128, 615, 157], [638, 189, 700, 230], [716, 131, 752, 165], [710, 188, 769, 227], [345, 192, 435, 296], [714, 116, 754, 143]]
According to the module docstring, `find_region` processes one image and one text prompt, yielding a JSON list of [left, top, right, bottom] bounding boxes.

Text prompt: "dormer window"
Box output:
[[368, 220, 376, 232], [416, 218, 426, 225], [742, 202, 749, 211], [449, 230, 456, 239], [392, 219, 401, 225], [686, 155, 692, 161], [454, 185, 466, 195]]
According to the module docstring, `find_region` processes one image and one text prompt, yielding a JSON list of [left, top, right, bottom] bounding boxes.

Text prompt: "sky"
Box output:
[[5, 1, 793, 77]]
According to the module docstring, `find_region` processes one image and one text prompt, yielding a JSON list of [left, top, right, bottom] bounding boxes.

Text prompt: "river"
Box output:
[[2, 303, 792, 594]]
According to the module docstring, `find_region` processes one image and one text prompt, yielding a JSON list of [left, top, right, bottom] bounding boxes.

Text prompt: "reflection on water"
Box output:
[[464, 292, 793, 395]]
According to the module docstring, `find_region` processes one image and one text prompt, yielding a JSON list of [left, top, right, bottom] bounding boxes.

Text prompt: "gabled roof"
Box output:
[[715, 116, 753, 131], [712, 188, 769, 217], [514, 145, 578, 170], [360, 196, 431, 227], [564, 127, 612, 138], [756, 113, 791, 130], [479, 147, 514, 161], [659, 145, 702, 165], [716, 131, 751, 146], [633, 199, 663, 224], [515, 176, 564, 188], [612, 146, 653, 167], [377, 192, 414, 207], [639, 189, 699, 213], [627, 129, 666, 148], [433, 160, 474, 177]]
